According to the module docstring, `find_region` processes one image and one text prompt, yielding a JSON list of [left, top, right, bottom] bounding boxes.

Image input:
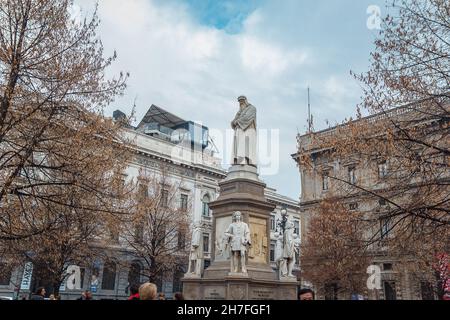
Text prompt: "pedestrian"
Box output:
[[298, 288, 315, 300], [158, 292, 166, 300], [77, 290, 93, 300], [139, 282, 157, 300], [173, 292, 184, 300], [30, 287, 46, 300], [127, 284, 140, 300], [49, 294, 56, 300]]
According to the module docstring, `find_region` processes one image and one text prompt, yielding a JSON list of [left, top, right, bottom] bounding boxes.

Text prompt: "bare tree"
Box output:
[[301, 198, 370, 299], [119, 165, 191, 286], [297, 0, 449, 299], [0, 0, 130, 243]]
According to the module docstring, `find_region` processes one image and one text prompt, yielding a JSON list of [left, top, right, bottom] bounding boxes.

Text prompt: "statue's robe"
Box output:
[[232, 104, 257, 166]]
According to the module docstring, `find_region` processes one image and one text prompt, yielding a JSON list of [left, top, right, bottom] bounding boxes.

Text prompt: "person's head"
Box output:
[[158, 292, 165, 300], [237, 96, 248, 108], [233, 211, 242, 222], [36, 287, 46, 297], [139, 282, 157, 300], [130, 284, 140, 296], [49, 294, 55, 300], [84, 290, 92, 300], [174, 292, 184, 300], [298, 288, 315, 300]]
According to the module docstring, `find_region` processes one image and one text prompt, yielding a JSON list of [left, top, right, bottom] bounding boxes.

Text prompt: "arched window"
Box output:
[[128, 261, 142, 287], [101, 261, 117, 290], [202, 194, 210, 217]]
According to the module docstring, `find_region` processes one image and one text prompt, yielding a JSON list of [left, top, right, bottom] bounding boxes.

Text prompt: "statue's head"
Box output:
[[237, 96, 248, 108], [232, 211, 242, 222]]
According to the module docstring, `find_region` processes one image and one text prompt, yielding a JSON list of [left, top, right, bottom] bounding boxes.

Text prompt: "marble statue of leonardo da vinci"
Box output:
[[231, 96, 257, 166]]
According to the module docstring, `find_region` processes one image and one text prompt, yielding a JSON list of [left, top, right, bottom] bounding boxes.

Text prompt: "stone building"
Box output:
[[0, 105, 300, 300], [292, 104, 446, 300]]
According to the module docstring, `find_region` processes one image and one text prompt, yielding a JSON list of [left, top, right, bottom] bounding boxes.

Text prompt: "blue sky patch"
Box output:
[[183, 0, 265, 33]]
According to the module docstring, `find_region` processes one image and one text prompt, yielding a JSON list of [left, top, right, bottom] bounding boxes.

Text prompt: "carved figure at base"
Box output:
[[187, 224, 203, 276], [224, 211, 251, 273]]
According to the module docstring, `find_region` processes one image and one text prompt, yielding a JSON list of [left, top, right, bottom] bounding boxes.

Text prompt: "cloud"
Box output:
[[73, 0, 379, 199]]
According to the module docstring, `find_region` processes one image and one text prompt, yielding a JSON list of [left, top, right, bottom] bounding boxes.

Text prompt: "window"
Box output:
[[0, 263, 11, 285], [383, 281, 397, 300], [128, 261, 142, 287], [380, 218, 390, 239], [325, 283, 338, 300], [134, 224, 144, 243], [202, 194, 210, 217], [80, 268, 86, 289], [172, 269, 184, 293], [270, 215, 276, 231], [101, 262, 117, 290], [349, 203, 359, 211], [180, 194, 188, 211], [138, 183, 148, 199], [383, 263, 393, 271], [294, 220, 300, 236], [270, 241, 276, 262], [109, 227, 119, 242], [322, 173, 329, 191], [177, 229, 186, 249], [378, 161, 388, 178], [420, 281, 435, 300], [161, 190, 169, 207], [203, 233, 210, 253], [348, 166, 356, 184]]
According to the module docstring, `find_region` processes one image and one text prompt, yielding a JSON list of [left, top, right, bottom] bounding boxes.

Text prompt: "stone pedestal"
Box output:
[[182, 164, 299, 300]]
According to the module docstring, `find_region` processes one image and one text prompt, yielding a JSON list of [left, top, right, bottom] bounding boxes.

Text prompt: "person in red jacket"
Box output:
[[127, 284, 140, 300]]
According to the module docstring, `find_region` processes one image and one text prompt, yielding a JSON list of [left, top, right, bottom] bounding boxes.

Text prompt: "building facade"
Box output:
[[292, 104, 447, 300]]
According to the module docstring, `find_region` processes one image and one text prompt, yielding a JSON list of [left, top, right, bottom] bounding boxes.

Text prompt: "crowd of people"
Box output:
[[23, 283, 185, 301], [24, 284, 312, 301]]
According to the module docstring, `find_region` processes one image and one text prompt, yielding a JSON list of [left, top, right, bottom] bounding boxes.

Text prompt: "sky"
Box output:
[[74, 0, 387, 200]]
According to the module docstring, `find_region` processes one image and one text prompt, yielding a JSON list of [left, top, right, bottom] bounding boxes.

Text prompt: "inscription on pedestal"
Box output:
[[249, 287, 275, 300], [204, 286, 226, 300]]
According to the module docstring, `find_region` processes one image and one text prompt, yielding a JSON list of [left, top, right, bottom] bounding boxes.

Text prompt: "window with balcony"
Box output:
[[383, 281, 397, 300], [134, 224, 144, 243], [380, 218, 390, 239], [270, 241, 276, 262], [161, 190, 169, 207], [348, 166, 357, 184], [101, 261, 117, 290], [378, 161, 388, 178], [202, 194, 210, 217], [203, 233, 210, 253], [177, 229, 186, 249], [322, 173, 329, 191], [138, 183, 148, 199], [294, 220, 300, 236], [180, 194, 188, 211], [270, 214, 276, 231]]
